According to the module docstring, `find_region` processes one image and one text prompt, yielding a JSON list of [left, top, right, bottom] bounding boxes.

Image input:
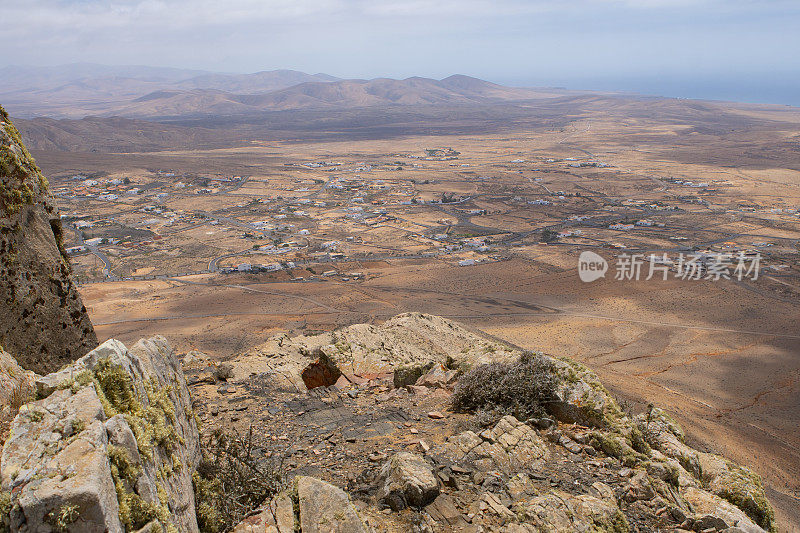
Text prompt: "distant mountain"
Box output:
[[173, 70, 339, 93], [0, 64, 340, 118], [99, 75, 571, 118]]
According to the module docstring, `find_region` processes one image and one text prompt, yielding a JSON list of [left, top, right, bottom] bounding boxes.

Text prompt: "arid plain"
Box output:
[[26, 98, 800, 529]]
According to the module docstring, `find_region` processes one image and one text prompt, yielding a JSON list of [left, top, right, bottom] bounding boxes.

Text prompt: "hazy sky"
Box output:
[[2, 0, 799, 104]]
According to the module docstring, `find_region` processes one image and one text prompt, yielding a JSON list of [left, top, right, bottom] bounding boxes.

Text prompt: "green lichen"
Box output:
[[108, 442, 174, 532], [393, 361, 433, 388], [587, 506, 629, 533], [45, 503, 80, 533], [711, 462, 775, 531], [0, 105, 49, 215], [291, 480, 301, 533], [70, 417, 85, 434], [90, 359, 180, 461], [192, 471, 224, 533], [590, 431, 645, 467], [82, 359, 180, 531], [629, 427, 651, 455]]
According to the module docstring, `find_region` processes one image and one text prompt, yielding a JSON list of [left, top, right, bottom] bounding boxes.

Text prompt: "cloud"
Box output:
[[4, 0, 787, 36], [0, 0, 796, 81]]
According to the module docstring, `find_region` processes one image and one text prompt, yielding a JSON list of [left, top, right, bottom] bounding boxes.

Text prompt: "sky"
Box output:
[[2, 0, 800, 105]]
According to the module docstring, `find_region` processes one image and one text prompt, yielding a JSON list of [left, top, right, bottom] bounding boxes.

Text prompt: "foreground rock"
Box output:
[[377, 452, 439, 510], [233, 476, 367, 533], [635, 409, 774, 531], [1, 336, 200, 532], [683, 487, 767, 533], [0, 105, 97, 374]]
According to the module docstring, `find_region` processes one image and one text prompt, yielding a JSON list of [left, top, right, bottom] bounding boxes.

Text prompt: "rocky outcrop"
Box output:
[[233, 476, 367, 533], [0, 105, 97, 374], [635, 409, 774, 531], [697, 452, 774, 531], [430, 415, 550, 475], [377, 452, 439, 510], [512, 489, 629, 533], [219, 313, 775, 532], [233, 312, 518, 390], [682, 487, 767, 533], [1, 336, 200, 532]]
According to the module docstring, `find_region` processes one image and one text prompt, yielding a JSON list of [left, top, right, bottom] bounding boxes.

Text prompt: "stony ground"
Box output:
[[190, 367, 700, 532]]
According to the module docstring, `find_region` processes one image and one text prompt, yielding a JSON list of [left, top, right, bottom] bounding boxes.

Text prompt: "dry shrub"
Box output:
[[193, 426, 283, 533], [212, 363, 234, 383], [1, 381, 34, 446], [452, 351, 559, 426]]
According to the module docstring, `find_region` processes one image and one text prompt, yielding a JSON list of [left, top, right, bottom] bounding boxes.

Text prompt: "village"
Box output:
[[46, 139, 798, 298]]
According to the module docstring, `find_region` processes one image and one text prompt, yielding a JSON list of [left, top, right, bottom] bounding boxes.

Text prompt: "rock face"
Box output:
[[301, 349, 343, 389], [233, 476, 367, 533], [377, 452, 439, 510], [1, 336, 200, 532], [0, 105, 97, 374]]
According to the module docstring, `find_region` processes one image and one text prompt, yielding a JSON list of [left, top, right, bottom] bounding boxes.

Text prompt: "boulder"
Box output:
[[232, 492, 295, 533], [393, 362, 434, 388], [415, 363, 458, 389], [301, 349, 342, 390], [547, 357, 617, 428], [2, 386, 122, 533], [377, 452, 439, 510], [2, 337, 201, 532], [696, 452, 774, 532], [232, 476, 368, 533], [296, 476, 367, 533]]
